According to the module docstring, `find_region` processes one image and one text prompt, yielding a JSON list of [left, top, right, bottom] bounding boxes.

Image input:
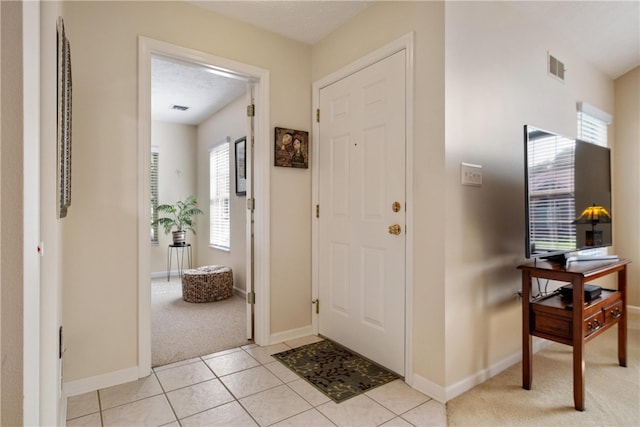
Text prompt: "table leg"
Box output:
[[572, 277, 585, 411], [176, 247, 183, 278], [167, 246, 172, 281], [619, 267, 627, 367], [522, 271, 532, 390]]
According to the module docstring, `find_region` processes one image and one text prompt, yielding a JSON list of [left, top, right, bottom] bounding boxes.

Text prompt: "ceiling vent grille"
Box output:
[[547, 52, 565, 81], [170, 104, 189, 111]]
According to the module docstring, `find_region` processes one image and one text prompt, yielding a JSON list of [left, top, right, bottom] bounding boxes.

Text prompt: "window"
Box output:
[[577, 101, 611, 147], [210, 140, 230, 250], [150, 147, 159, 245]]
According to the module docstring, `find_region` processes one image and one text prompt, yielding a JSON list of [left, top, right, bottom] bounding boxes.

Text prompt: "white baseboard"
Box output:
[[269, 325, 314, 345], [63, 305, 636, 406], [437, 306, 638, 402], [411, 373, 447, 404], [441, 306, 639, 403], [151, 271, 179, 279], [412, 338, 552, 404], [148, 275, 247, 299], [63, 366, 140, 398]]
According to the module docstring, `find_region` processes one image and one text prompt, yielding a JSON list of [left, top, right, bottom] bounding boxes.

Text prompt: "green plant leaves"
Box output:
[[152, 195, 203, 235]]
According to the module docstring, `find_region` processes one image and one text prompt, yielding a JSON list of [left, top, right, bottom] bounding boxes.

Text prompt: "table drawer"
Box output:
[[583, 310, 605, 338], [531, 289, 622, 343], [603, 299, 623, 324], [533, 311, 571, 340]]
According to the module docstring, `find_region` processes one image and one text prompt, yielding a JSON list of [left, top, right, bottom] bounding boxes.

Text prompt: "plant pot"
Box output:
[[172, 230, 187, 245]]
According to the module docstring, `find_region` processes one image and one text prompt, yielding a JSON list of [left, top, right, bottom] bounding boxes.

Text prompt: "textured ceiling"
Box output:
[[154, 1, 639, 126], [506, 1, 639, 79], [152, 56, 247, 125], [188, 0, 638, 79], [153, 1, 374, 125], [189, 1, 374, 45]]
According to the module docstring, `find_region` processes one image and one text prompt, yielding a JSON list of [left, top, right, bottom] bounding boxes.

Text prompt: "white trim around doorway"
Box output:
[[137, 37, 271, 377], [310, 32, 415, 383]]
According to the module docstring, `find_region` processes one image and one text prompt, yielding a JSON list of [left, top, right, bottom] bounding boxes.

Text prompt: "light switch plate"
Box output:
[[461, 162, 482, 186]]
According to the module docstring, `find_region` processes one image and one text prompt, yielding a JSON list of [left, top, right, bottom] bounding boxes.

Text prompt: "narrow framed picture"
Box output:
[[57, 17, 73, 218], [274, 127, 309, 168], [235, 137, 247, 196]]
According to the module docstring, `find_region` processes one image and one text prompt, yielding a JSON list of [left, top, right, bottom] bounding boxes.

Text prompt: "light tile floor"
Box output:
[[66, 336, 447, 427]]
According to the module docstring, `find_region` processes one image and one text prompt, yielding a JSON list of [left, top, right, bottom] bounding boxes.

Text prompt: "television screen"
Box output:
[[524, 125, 612, 260]]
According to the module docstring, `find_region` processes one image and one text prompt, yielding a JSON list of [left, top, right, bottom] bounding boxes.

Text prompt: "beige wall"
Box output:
[[59, 0, 637, 398], [444, 1, 615, 387], [0, 1, 24, 424], [312, 1, 447, 386], [314, 0, 622, 393], [62, 0, 311, 381], [614, 66, 640, 306], [150, 121, 198, 274], [196, 95, 247, 291]]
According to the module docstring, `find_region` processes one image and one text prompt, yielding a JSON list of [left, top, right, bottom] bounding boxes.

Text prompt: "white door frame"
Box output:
[[137, 37, 271, 376], [311, 32, 415, 382], [23, 1, 65, 423], [23, 1, 42, 424]]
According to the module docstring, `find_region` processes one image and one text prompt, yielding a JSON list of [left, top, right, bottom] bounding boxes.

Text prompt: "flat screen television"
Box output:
[[524, 125, 612, 261]]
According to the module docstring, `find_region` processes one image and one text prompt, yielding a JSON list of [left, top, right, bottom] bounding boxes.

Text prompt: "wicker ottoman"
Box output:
[[181, 265, 233, 303]]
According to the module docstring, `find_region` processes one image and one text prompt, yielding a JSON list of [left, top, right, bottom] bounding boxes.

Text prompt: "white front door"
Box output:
[[318, 50, 406, 375]]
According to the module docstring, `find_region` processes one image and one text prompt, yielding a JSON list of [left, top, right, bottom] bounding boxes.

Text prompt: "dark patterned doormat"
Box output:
[[273, 339, 401, 403]]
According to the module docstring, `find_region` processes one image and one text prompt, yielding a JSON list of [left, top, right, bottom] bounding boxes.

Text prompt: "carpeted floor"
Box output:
[[151, 278, 250, 367], [273, 339, 401, 403], [447, 325, 640, 426]]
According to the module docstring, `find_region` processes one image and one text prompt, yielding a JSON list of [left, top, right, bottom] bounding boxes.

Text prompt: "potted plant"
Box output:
[[153, 195, 204, 245]]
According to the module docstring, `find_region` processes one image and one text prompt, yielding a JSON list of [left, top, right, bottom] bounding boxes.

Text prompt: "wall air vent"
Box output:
[[169, 104, 189, 111], [547, 52, 565, 81]]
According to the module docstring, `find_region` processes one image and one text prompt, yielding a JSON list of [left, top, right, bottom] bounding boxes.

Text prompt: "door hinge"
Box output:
[[316, 204, 319, 218], [316, 108, 320, 123], [312, 299, 319, 314], [247, 104, 255, 117], [247, 198, 255, 211], [248, 291, 255, 304], [59, 326, 63, 359]]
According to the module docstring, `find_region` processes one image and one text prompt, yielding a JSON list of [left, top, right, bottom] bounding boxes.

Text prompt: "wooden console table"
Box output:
[[518, 258, 629, 411]]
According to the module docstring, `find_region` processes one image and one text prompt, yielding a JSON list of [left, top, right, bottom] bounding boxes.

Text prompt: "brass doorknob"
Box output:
[[388, 224, 401, 235]]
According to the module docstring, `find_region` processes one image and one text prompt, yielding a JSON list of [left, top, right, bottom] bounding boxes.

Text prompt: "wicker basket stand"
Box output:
[[181, 265, 233, 303]]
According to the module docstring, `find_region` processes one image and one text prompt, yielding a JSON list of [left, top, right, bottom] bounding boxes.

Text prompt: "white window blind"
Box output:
[[150, 148, 160, 245], [528, 135, 576, 251], [577, 101, 611, 147], [578, 112, 608, 146], [210, 141, 230, 250]]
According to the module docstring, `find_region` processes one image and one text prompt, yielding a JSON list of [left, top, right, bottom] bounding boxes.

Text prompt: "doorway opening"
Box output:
[[138, 37, 272, 376], [149, 54, 249, 366]]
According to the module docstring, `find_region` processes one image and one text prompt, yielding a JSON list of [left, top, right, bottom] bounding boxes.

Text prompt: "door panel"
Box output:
[[329, 243, 350, 315], [318, 50, 406, 375]]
